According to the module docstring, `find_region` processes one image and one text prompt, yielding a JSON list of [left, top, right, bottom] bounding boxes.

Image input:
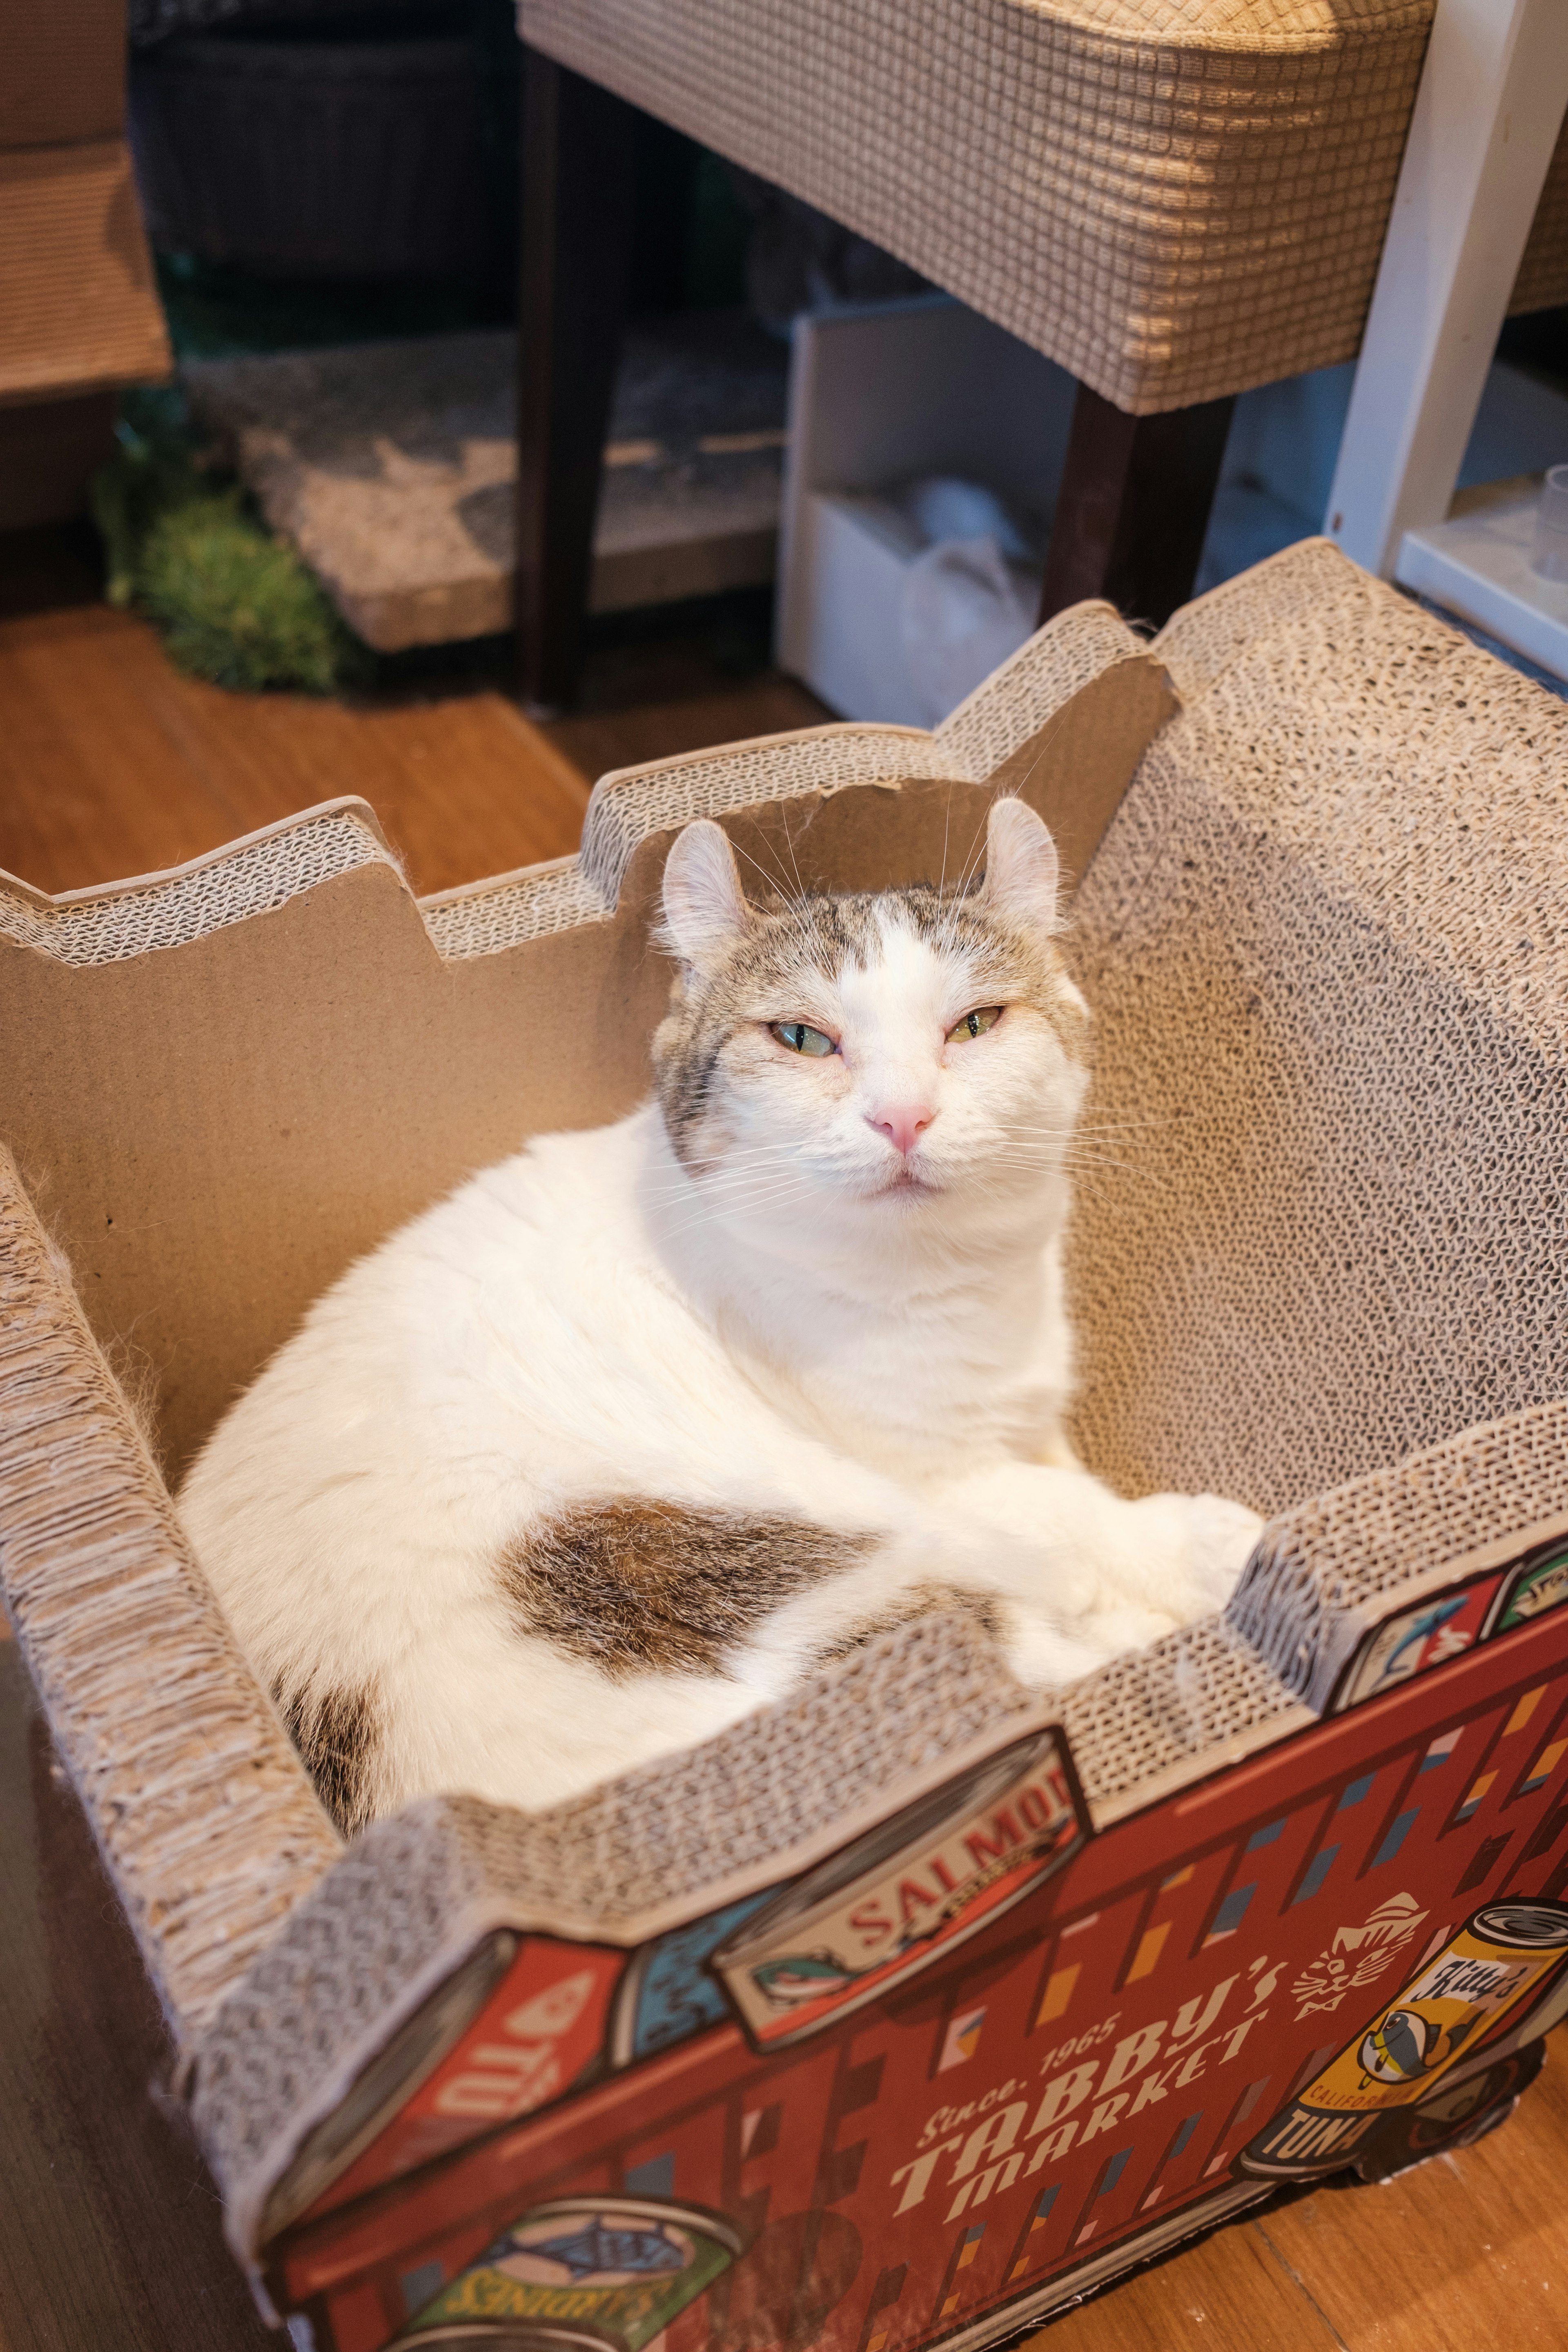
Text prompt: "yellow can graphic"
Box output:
[[1241, 1900, 1568, 2178]]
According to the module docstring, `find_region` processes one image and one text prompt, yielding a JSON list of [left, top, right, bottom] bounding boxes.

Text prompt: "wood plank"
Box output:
[[1261, 2043, 1568, 2350], [542, 672, 831, 786], [0, 603, 589, 898], [1033, 2203, 1343, 2349]]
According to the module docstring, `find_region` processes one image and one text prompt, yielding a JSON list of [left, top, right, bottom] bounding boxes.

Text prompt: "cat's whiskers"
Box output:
[[643, 1143, 804, 1196], [659, 1175, 822, 1242], [657, 1166, 814, 1216], [649, 1180, 807, 1222], [728, 835, 815, 931], [683, 1166, 816, 1207], [931, 817, 995, 958]]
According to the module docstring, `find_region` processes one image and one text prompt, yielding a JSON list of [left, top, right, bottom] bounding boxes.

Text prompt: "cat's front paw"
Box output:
[[1185, 1493, 1264, 1613]]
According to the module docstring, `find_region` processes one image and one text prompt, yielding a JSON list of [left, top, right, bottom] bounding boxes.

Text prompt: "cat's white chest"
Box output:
[[702, 1236, 1074, 1484]]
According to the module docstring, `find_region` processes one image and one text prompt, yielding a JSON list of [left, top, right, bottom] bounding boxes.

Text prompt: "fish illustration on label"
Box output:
[[1240, 1900, 1568, 2178], [398, 2196, 744, 2348], [710, 1727, 1085, 2050], [1488, 1537, 1568, 1637], [1339, 1582, 1504, 1709]]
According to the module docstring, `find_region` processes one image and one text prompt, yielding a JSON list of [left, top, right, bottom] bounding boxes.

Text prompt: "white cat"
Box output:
[[179, 797, 1261, 1832]]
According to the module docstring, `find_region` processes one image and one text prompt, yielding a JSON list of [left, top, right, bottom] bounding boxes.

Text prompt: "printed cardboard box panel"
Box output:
[[256, 1596, 1568, 2352], [3, 544, 1568, 2352]]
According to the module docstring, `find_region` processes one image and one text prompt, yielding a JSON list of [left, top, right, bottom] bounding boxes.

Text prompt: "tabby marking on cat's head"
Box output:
[[652, 796, 1088, 1240]]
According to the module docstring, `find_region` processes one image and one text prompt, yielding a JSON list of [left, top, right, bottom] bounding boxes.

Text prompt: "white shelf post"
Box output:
[[1323, 0, 1568, 581]]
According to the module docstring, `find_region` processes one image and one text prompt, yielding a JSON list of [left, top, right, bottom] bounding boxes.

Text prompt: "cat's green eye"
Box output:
[[770, 1020, 837, 1057], [947, 1006, 1003, 1043]]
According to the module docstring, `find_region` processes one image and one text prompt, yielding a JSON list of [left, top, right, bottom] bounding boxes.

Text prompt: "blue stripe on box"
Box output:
[[1208, 1882, 1258, 1938], [1292, 1844, 1340, 1904], [625, 2153, 676, 2197], [1372, 1808, 1420, 1866]]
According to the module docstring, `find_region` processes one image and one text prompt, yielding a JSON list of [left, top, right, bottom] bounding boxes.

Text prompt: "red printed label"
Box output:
[[303, 1939, 625, 2221]]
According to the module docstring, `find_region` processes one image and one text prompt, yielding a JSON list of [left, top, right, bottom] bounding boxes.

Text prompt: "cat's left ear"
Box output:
[[981, 796, 1060, 933], [660, 819, 752, 969]]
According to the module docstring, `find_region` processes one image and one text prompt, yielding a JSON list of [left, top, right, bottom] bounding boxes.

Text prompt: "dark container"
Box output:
[[128, 14, 488, 281]]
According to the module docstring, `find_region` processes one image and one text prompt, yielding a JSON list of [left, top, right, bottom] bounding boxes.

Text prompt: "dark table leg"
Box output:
[[1038, 381, 1236, 633], [516, 46, 637, 715]]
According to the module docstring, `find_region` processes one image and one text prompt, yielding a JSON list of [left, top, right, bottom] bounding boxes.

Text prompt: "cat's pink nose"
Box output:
[[869, 1105, 934, 1156]]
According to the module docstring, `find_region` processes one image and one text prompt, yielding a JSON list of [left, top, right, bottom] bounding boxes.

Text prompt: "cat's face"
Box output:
[[651, 798, 1088, 1256]]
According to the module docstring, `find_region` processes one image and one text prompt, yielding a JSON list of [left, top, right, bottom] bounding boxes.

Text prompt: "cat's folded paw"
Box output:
[[1185, 1493, 1265, 1613]]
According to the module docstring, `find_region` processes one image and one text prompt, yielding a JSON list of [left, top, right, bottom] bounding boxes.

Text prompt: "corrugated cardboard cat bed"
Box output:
[[4, 539, 1568, 2352]]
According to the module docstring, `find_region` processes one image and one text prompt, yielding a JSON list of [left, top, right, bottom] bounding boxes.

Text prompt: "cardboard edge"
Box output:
[[0, 793, 403, 913], [1087, 1700, 1322, 1831], [1313, 1508, 1568, 1715], [932, 597, 1134, 747], [586, 719, 940, 810], [416, 847, 584, 914], [1149, 536, 1356, 697], [210, 1693, 1061, 2272], [0, 628, 1169, 959], [0, 1147, 342, 2052]]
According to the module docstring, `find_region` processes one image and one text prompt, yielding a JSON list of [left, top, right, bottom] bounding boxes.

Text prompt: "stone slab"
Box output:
[[183, 310, 788, 652]]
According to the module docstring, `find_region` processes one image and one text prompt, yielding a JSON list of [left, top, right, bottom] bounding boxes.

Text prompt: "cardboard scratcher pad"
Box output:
[[1067, 537, 1568, 1518], [6, 550, 1568, 2330], [0, 138, 171, 403]]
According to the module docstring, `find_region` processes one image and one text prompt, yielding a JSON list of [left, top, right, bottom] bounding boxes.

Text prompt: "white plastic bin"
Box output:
[[775, 297, 1075, 725]]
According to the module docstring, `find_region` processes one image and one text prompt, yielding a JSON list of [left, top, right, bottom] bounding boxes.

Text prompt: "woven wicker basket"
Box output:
[[129, 0, 449, 45], [129, 18, 486, 280]]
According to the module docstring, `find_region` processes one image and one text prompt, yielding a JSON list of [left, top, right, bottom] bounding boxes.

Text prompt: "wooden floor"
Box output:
[[0, 526, 826, 900], [3, 531, 1567, 2352]]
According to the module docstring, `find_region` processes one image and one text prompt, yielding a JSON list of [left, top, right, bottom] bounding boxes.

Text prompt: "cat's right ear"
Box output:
[[982, 795, 1061, 934], [660, 820, 751, 970]]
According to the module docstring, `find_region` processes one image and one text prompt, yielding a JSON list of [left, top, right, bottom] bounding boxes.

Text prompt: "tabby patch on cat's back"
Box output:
[[499, 1502, 874, 1679]]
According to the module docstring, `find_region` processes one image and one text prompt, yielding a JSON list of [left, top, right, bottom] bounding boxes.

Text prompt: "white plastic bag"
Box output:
[[899, 530, 1039, 729]]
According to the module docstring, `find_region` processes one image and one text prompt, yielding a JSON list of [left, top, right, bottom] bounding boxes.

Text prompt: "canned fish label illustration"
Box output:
[[1338, 1578, 1506, 1710], [1490, 1539, 1568, 1637], [400, 2196, 744, 2348], [711, 1727, 1085, 2050], [1241, 1900, 1568, 2178], [607, 1888, 780, 2070]]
